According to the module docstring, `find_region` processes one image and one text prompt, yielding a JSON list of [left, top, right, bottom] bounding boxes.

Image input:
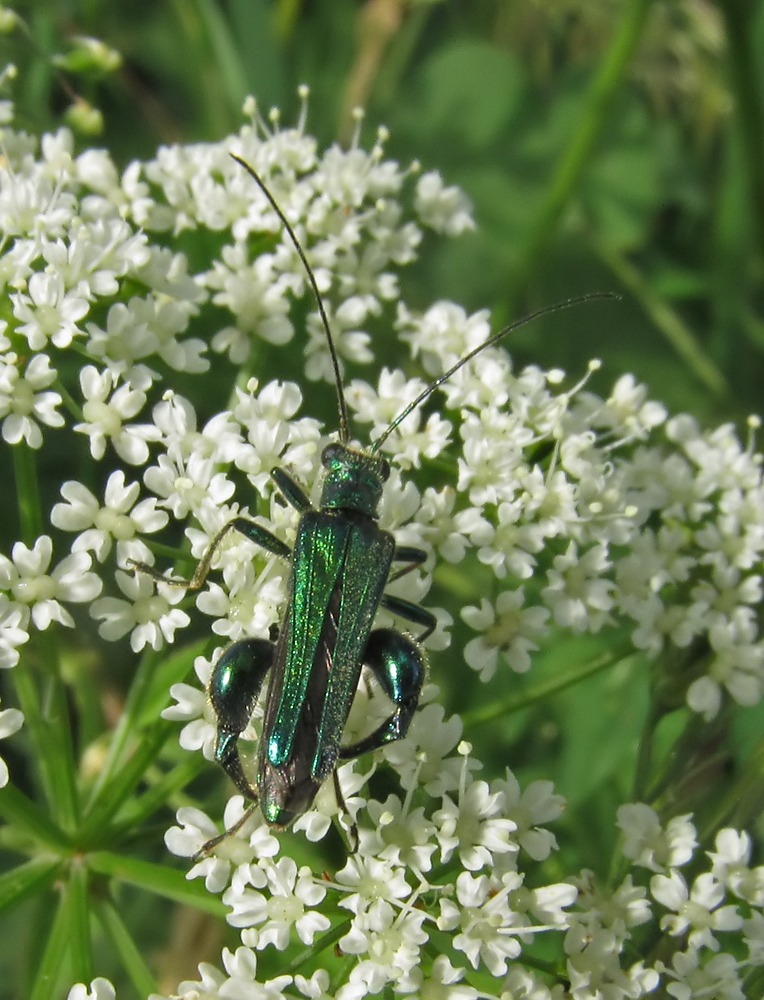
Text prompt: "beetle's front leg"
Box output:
[[209, 637, 276, 800], [128, 518, 291, 589], [339, 628, 425, 760]]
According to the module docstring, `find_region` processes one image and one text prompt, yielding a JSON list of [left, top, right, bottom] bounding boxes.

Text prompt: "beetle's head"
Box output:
[[318, 441, 390, 518]]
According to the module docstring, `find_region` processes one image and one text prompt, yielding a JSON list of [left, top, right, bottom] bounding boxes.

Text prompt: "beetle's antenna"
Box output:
[[231, 154, 351, 444], [369, 292, 620, 454]]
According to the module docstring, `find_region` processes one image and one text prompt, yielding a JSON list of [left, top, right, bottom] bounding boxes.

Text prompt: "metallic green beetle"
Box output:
[[133, 155, 612, 834]]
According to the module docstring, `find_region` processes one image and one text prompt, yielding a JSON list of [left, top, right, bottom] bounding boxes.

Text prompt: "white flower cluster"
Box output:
[[154, 800, 764, 1000], [0, 80, 761, 999]]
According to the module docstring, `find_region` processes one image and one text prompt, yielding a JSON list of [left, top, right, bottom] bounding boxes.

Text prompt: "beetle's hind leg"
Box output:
[[193, 637, 275, 858], [209, 637, 275, 798], [339, 627, 426, 760]]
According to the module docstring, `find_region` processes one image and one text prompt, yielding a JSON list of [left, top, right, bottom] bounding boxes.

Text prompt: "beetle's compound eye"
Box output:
[[377, 457, 390, 481], [321, 441, 344, 467]]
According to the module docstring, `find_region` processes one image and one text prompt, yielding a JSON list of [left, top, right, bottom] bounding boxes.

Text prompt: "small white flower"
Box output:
[[0, 700, 23, 786], [340, 901, 428, 995], [219, 945, 292, 999], [618, 804, 698, 872], [0, 353, 64, 448], [74, 365, 160, 464], [382, 701, 467, 797], [433, 778, 518, 870], [51, 470, 168, 564], [0, 594, 29, 669], [225, 856, 330, 949], [398, 954, 478, 1000], [0, 535, 102, 630], [438, 870, 524, 976], [359, 794, 437, 872], [65, 978, 116, 1000], [651, 869, 744, 951], [707, 828, 764, 905], [334, 854, 412, 916], [541, 541, 616, 632], [657, 946, 745, 1000], [415, 171, 474, 236], [688, 607, 764, 718], [90, 569, 189, 651], [493, 770, 564, 861], [12, 270, 89, 349], [462, 589, 550, 680]]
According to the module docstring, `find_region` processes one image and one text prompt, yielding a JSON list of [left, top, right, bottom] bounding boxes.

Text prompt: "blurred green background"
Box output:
[[5, 0, 764, 424]]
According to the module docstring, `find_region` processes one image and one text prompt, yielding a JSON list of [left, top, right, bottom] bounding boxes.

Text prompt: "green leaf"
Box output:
[[398, 39, 524, 150]]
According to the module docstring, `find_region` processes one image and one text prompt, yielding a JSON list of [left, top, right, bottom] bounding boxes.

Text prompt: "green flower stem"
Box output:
[[0, 857, 61, 917], [13, 650, 80, 834], [508, 0, 654, 304], [94, 897, 157, 999], [52, 375, 83, 422], [595, 239, 728, 397], [109, 753, 208, 835], [461, 637, 635, 729], [29, 884, 71, 1000], [11, 442, 80, 833], [86, 645, 167, 809], [12, 439, 43, 544], [630, 703, 661, 804], [67, 861, 93, 987], [287, 917, 352, 972], [718, 0, 764, 263], [0, 783, 71, 852], [79, 718, 176, 843], [698, 734, 764, 845], [87, 850, 228, 915]]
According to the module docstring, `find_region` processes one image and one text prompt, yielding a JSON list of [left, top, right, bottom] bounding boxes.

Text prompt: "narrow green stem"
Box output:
[[12, 655, 79, 835], [0, 857, 61, 916], [86, 645, 164, 808], [630, 704, 660, 803], [67, 863, 93, 986], [110, 753, 207, 834], [509, 0, 654, 303], [12, 440, 43, 544], [0, 783, 70, 852], [596, 240, 728, 397], [287, 917, 352, 971], [30, 886, 70, 1000], [718, 0, 764, 262], [462, 638, 635, 729], [79, 718, 175, 842], [35, 631, 81, 832], [52, 375, 83, 421], [95, 898, 157, 998], [87, 851, 227, 915]]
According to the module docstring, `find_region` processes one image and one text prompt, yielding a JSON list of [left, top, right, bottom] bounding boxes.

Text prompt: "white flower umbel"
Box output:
[[2, 82, 764, 1000]]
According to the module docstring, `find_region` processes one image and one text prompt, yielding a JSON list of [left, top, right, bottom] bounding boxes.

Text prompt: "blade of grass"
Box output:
[[596, 239, 728, 397], [509, 0, 654, 305]]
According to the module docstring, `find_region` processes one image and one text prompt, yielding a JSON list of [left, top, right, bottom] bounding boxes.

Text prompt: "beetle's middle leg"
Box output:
[[129, 465, 310, 589]]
